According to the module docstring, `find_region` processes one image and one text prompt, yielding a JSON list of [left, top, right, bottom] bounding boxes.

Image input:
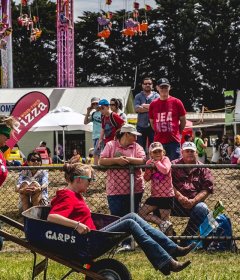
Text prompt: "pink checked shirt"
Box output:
[[100, 140, 146, 195], [144, 156, 175, 198]]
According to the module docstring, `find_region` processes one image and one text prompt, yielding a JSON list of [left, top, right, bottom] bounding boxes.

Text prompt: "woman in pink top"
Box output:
[[139, 142, 175, 234]]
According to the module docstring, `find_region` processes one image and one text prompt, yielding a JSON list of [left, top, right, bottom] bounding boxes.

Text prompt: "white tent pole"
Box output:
[[62, 126, 66, 162], [55, 131, 59, 163]]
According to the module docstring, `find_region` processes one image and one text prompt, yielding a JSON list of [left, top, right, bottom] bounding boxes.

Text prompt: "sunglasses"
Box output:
[[92, 102, 98, 106], [30, 158, 41, 162], [100, 106, 106, 110], [74, 175, 95, 183], [143, 83, 152, 85], [110, 103, 116, 106]]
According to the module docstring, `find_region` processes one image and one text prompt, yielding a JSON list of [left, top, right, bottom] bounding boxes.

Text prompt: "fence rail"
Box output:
[[0, 164, 239, 251]]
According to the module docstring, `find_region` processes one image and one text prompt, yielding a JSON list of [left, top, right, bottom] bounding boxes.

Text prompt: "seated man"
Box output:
[[171, 142, 214, 241], [15, 152, 49, 212]]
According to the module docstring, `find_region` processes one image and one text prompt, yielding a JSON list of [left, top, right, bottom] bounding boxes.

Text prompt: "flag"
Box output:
[[6, 91, 50, 149], [196, 201, 224, 249], [106, 0, 112, 5], [145, 4, 152, 11], [224, 90, 234, 125]]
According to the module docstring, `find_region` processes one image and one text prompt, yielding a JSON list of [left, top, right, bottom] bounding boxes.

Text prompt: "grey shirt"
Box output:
[[134, 91, 159, 127]]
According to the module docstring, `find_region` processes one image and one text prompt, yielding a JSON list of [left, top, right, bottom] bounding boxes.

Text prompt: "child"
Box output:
[[139, 142, 175, 234]]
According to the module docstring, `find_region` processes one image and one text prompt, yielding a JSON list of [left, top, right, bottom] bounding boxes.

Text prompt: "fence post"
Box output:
[[129, 166, 135, 213], [129, 166, 135, 250]]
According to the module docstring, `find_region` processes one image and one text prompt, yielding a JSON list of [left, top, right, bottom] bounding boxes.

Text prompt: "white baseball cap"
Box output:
[[120, 124, 142, 136], [182, 141, 197, 151], [149, 142, 164, 152]]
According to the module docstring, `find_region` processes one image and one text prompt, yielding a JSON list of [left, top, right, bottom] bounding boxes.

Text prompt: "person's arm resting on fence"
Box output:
[[99, 156, 130, 166]]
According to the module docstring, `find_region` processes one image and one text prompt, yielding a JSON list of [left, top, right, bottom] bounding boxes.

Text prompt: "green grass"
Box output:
[[0, 250, 240, 280]]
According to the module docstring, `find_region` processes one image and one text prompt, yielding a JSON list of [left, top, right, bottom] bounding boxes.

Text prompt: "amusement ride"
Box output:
[[0, 0, 152, 88]]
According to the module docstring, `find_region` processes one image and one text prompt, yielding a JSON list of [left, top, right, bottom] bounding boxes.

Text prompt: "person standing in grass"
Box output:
[[0, 115, 18, 250], [139, 142, 174, 235], [99, 124, 146, 251], [84, 97, 102, 165]]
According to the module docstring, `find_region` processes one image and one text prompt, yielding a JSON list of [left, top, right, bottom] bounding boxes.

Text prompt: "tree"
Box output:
[[12, 0, 57, 87]]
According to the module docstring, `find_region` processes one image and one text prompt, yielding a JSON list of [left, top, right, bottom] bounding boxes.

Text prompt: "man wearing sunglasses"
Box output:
[[134, 77, 159, 152], [15, 152, 49, 212], [149, 78, 186, 161]]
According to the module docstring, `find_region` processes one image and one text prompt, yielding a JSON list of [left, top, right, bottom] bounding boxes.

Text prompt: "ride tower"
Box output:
[[57, 0, 75, 87], [0, 0, 13, 88]]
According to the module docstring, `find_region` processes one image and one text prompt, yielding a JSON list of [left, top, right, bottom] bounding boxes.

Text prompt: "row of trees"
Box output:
[[11, 0, 240, 110]]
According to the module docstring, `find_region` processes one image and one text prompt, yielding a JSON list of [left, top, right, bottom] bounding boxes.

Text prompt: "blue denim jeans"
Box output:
[[162, 142, 181, 161], [107, 193, 143, 217], [107, 193, 143, 246], [136, 125, 154, 152], [101, 213, 177, 270], [172, 200, 209, 236]]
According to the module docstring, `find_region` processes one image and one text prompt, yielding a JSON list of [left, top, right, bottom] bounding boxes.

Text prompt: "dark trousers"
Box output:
[[136, 125, 154, 152]]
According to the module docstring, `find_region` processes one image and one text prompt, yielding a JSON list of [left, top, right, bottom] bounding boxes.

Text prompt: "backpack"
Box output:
[[102, 112, 119, 128], [202, 214, 237, 252]]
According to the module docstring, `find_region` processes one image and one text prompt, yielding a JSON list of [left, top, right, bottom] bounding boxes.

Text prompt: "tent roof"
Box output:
[[0, 87, 133, 115]]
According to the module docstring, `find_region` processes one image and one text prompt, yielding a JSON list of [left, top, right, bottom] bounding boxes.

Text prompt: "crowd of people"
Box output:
[[0, 77, 236, 275]]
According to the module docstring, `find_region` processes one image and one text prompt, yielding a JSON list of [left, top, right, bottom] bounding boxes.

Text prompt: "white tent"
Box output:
[[31, 107, 92, 161]]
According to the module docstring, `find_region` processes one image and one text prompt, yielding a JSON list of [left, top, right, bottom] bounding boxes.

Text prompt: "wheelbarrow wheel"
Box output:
[[85, 258, 132, 280]]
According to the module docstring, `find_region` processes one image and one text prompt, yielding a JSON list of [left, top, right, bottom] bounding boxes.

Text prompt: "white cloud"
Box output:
[[16, 0, 158, 21], [74, 0, 158, 20]]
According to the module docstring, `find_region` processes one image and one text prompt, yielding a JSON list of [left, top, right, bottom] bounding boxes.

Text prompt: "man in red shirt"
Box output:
[[149, 78, 186, 160], [97, 99, 125, 148]]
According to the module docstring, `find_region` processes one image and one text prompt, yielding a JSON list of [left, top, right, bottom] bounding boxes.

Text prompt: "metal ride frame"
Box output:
[[1, 0, 75, 88], [57, 0, 75, 87]]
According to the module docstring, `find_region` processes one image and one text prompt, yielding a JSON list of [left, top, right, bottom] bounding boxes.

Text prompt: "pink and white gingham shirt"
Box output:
[[100, 140, 146, 195]]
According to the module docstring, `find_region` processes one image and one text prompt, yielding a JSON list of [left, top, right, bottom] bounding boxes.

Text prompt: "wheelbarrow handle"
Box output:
[[0, 214, 24, 231]]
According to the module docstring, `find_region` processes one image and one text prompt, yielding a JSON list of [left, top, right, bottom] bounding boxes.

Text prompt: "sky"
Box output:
[[74, 0, 158, 20]]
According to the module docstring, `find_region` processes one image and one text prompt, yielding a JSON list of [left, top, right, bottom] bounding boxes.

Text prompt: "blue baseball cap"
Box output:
[[98, 99, 110, 106]]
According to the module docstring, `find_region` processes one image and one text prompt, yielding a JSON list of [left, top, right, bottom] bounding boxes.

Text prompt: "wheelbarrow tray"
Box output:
[[22, 206, 129, 263]]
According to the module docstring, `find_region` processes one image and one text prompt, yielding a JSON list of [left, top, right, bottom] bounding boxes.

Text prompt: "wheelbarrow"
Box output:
[[0, 206, 132, 280]]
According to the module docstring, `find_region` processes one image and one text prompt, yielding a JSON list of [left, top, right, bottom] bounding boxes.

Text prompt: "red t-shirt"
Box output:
[[149, 96, 186, 144], [49, 189, 96, 230], [0, 152, 8, 186], [102, 112, 124, 144]]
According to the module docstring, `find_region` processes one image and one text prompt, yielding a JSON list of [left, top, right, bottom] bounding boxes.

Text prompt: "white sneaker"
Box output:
[[116, 244, 132, 253], [159, 221, 173, 234]]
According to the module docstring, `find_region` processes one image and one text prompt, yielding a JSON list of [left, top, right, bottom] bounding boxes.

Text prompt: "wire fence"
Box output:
[[0, 164, 240, 251]]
